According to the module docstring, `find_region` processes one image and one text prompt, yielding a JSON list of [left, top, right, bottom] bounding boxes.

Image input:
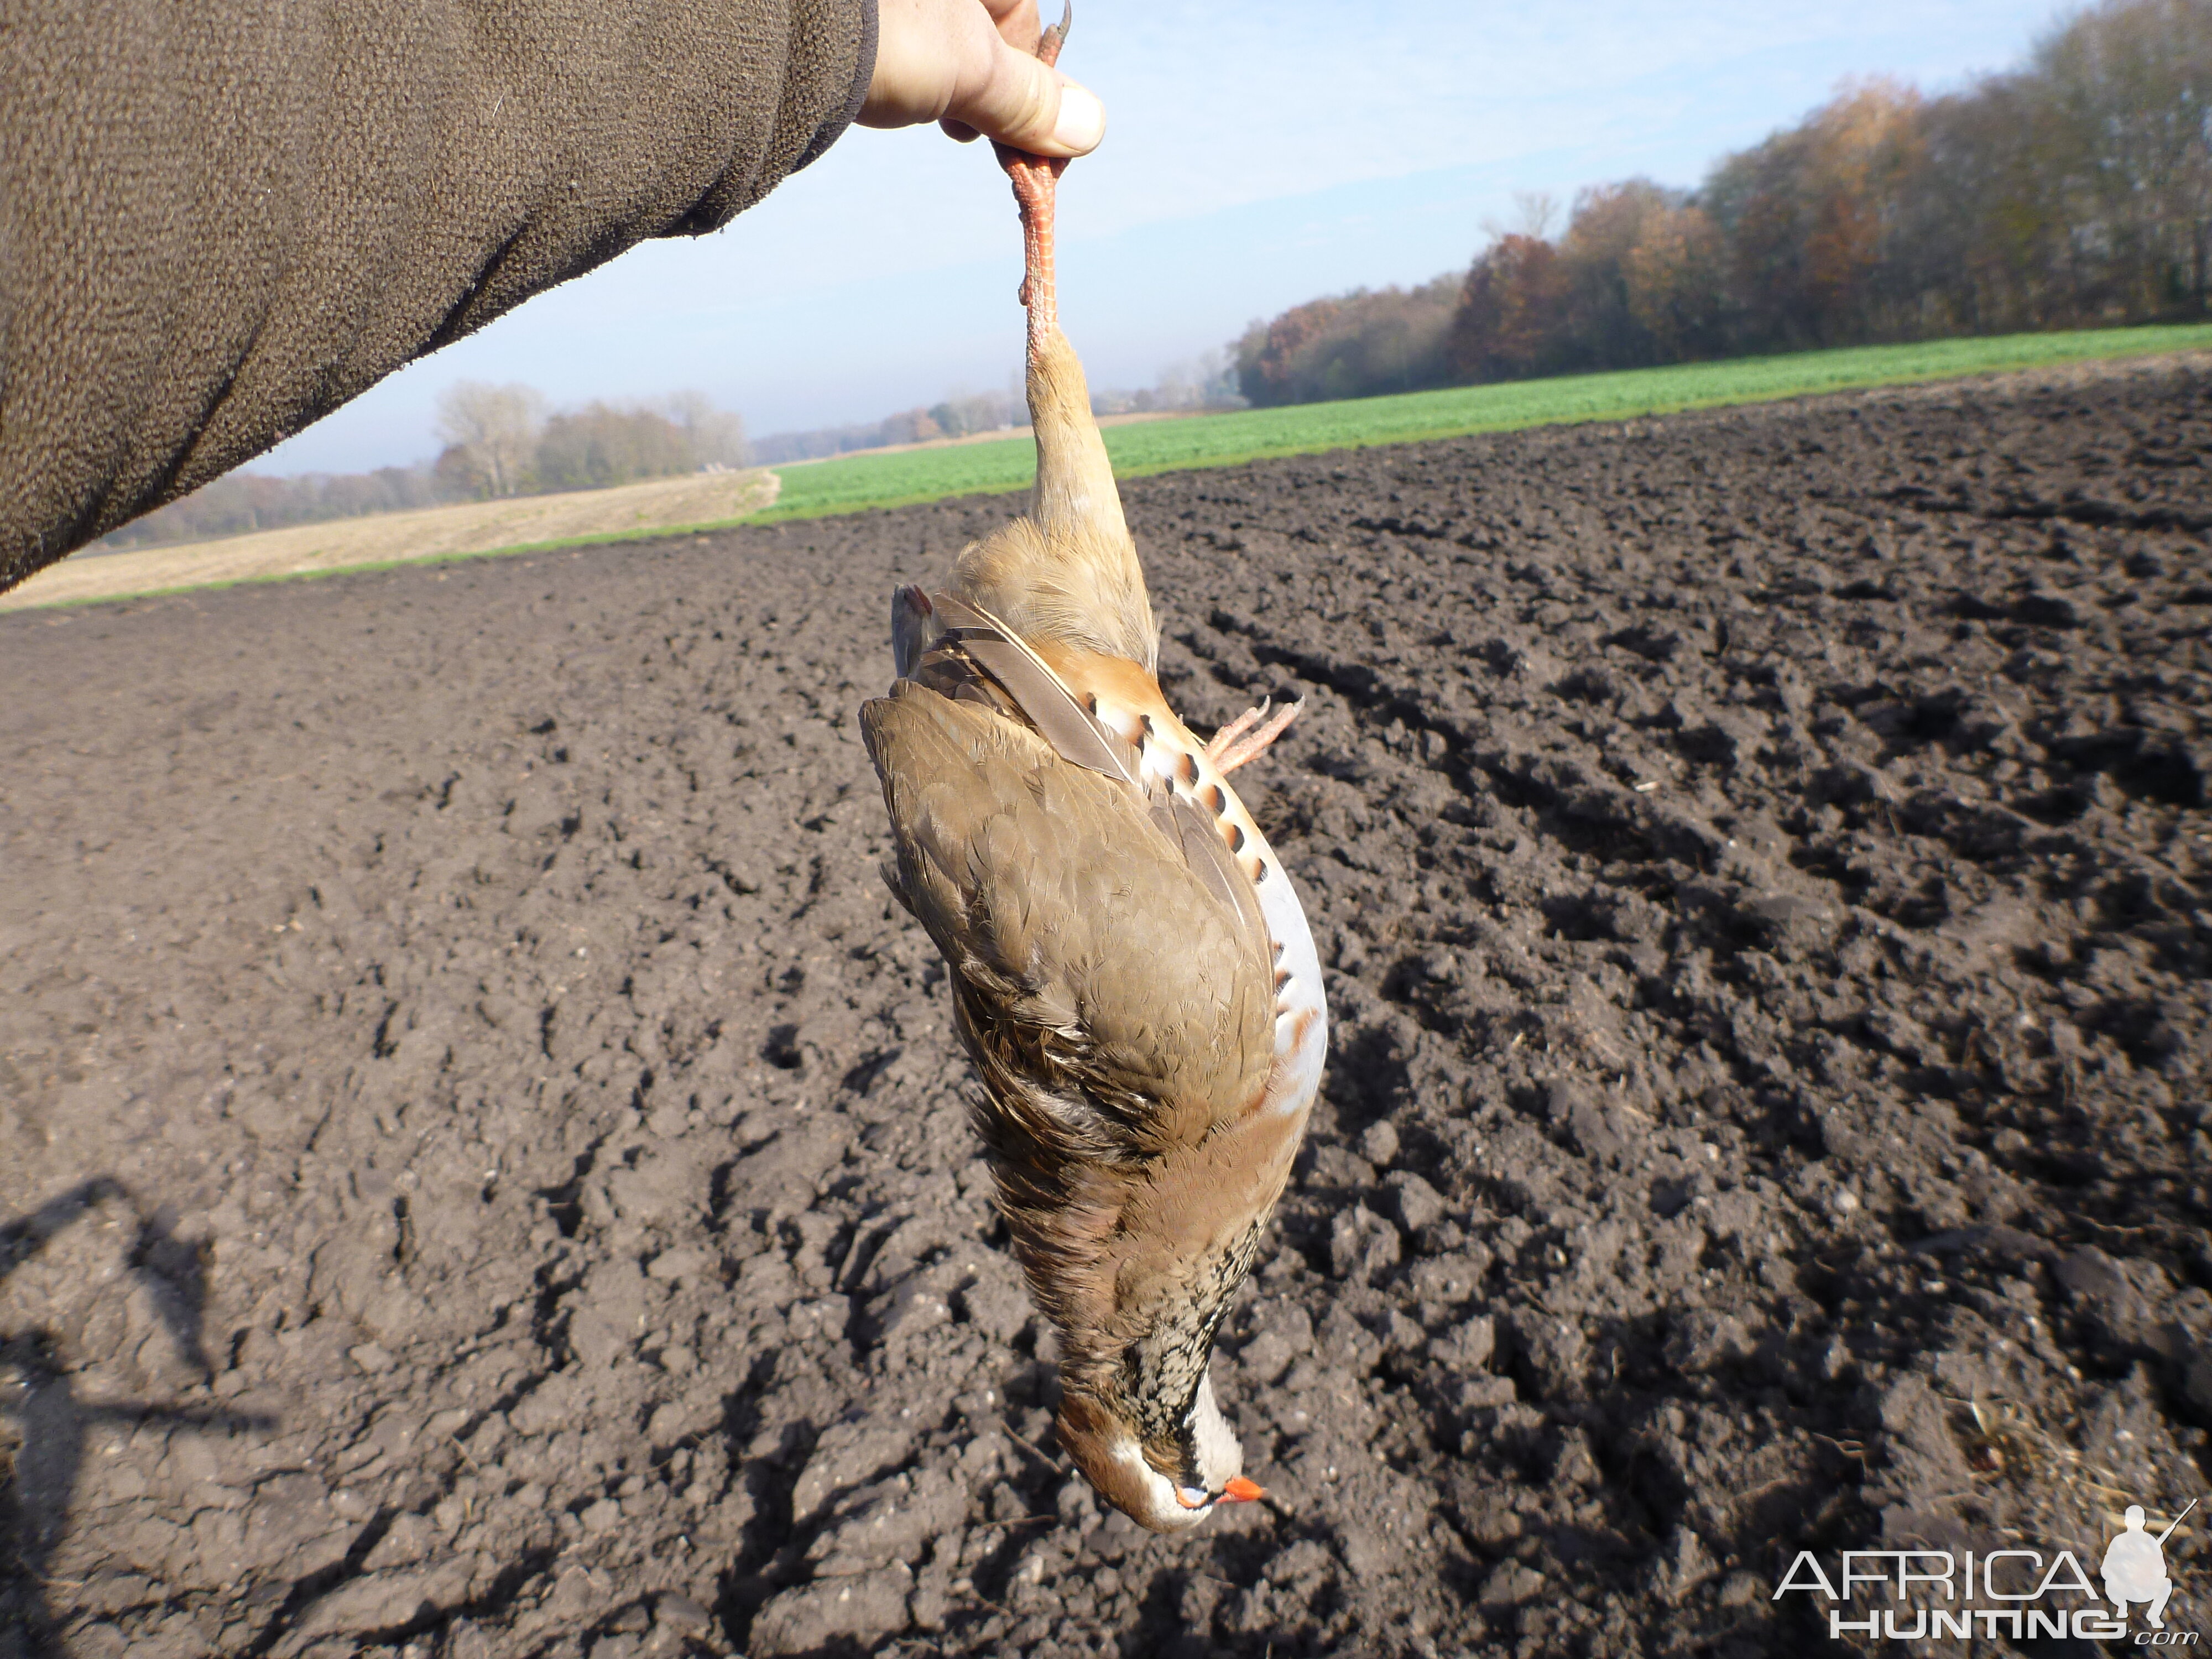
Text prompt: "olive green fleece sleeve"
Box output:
[[0, 0, 876, 591]]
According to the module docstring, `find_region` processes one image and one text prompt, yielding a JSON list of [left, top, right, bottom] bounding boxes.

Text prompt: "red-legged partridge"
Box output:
[[858, 9, 1327, 1534]]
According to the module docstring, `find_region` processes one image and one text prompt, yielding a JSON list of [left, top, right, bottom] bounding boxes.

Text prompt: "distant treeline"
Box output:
[[107, 353, 1245, 551], [751, 390, 1025, 464], [101, 388, 749, 551], [91, 466, 457, 551], [750, 352, 1242, 463], [1236, 0, 2212, 406]]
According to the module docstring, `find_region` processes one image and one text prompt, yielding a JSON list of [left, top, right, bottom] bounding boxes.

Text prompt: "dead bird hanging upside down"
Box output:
[[857, 10, 1329, 1534]]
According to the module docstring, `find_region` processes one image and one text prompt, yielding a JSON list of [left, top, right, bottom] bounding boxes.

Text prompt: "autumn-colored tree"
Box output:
[[1233, 296, 1346, 407], [1447, 235, 1567, 379], [1232, 281, 1459, 406], [1624, 201, 1728, 359], [1703, 80, 1927, 349], [1556, 181, 1733, 367], [1556, 184, 1663, 366]]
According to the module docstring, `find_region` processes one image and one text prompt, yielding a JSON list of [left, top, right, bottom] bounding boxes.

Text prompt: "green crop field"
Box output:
[[759, 321, 2212, 525]]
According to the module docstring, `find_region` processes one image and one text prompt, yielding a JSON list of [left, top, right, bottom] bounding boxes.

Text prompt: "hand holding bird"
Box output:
[[860, 0, 1107, 156]]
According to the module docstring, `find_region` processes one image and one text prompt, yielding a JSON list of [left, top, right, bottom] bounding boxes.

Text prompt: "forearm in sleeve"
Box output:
[[0, 0, 874, 592]]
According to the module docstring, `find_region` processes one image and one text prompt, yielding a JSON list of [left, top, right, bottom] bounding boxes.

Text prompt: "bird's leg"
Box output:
[[995, 1, 1073, 360], [1207, 698, 1305, 774], [998, 153, 1067, 358]]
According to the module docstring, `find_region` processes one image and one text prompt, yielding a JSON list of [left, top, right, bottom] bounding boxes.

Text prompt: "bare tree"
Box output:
[[658, 390, 750, 468], [1479, 189, 1562, 248], [434, 381, 546, 498]]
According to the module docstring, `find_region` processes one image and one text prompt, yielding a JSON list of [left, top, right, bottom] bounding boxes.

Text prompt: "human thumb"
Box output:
[[956, 46, 1104, 158]]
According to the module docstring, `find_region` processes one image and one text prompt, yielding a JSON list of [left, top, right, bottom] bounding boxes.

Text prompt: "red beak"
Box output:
[[1222, 1477, 1266, 1504]]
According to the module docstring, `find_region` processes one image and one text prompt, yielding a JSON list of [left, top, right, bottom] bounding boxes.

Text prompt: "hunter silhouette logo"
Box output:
[[2106, 1500, 2194, 1631]]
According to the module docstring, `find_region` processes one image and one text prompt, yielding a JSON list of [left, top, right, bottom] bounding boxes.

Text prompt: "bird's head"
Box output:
[[1056, 1372, 1266, 1533]]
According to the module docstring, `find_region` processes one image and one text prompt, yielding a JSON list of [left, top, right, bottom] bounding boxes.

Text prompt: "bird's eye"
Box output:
[[1175, 1486, 1211, 1510]]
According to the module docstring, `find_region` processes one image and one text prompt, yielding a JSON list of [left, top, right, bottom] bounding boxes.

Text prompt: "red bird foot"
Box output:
[[1207, 698, 1305, 774]]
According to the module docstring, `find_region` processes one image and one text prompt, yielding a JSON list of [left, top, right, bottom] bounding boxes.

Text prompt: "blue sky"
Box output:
[[260, 0, 2068, 475]]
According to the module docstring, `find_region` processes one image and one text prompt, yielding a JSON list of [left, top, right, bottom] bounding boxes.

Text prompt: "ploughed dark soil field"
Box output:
[[4, 357, 2210, 1659]]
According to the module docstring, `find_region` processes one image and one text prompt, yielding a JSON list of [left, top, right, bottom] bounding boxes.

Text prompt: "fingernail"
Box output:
[[1051, 85, 1105, 155]]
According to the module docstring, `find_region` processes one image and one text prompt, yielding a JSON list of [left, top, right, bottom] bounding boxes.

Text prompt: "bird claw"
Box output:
[[1206, 698, 1303, 774], [1037, 0, 1071, 69]]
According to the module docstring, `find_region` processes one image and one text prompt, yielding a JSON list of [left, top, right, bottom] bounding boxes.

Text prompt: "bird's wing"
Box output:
[[909, 592, 1140, 785], [859, 681, 1275, 1165], [903, 593, 1264, 958]]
